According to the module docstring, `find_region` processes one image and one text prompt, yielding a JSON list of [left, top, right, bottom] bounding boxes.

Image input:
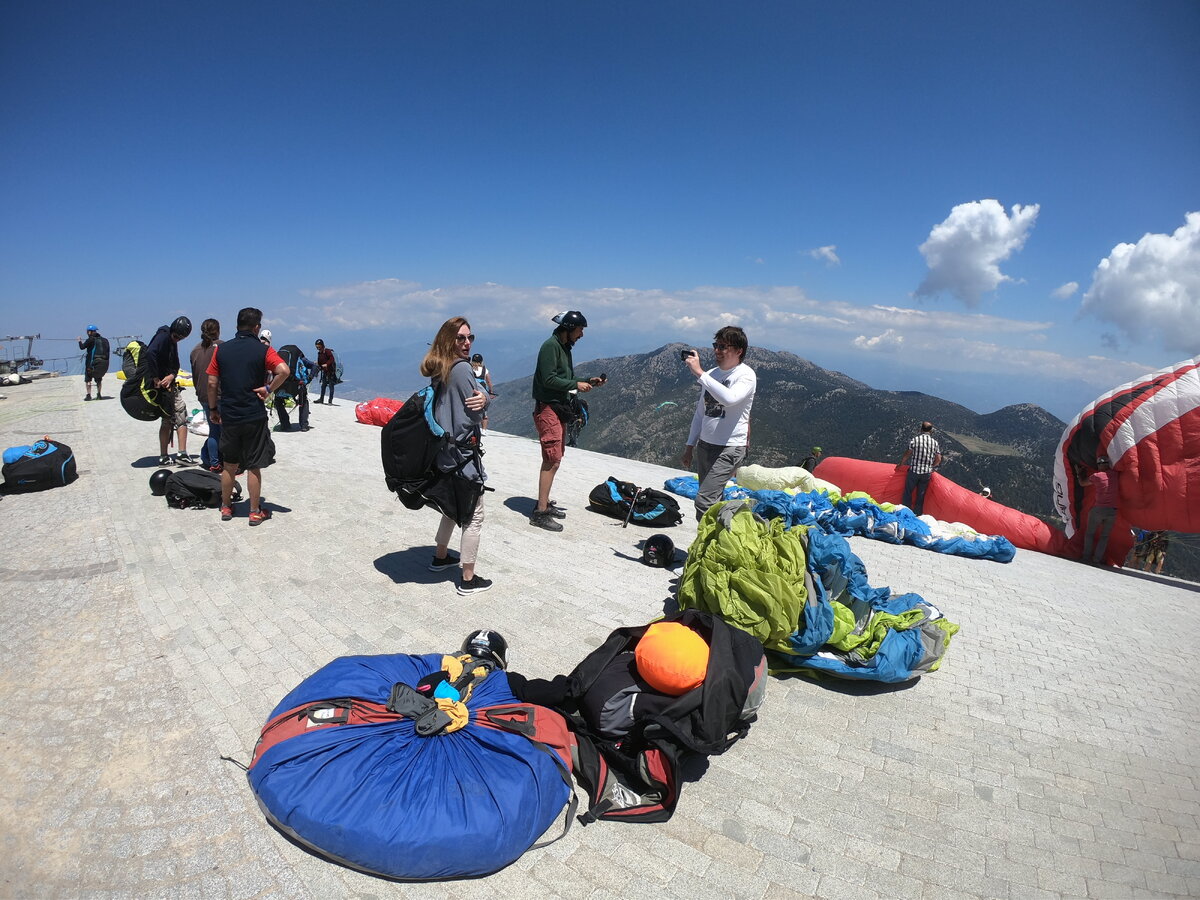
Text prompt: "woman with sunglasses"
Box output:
[[681, 325, 757, 521], [419, 317, 492, 595]]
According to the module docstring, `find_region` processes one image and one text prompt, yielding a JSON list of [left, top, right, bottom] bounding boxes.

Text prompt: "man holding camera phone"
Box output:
[[681, 325, 756, 521], [530, 310, 607, 532]]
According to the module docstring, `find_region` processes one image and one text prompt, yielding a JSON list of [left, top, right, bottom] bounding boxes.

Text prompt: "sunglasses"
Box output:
[[712, 342, 730, 351], [455, 333, 476, 343]]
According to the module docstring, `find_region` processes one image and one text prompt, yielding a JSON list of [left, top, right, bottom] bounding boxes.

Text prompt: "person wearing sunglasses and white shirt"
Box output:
[[681, 326, 757, 521]]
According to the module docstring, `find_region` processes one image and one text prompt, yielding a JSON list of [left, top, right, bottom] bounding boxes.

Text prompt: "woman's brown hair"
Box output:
[[199, 318, 220, 349], [420, 316, 471, 385]]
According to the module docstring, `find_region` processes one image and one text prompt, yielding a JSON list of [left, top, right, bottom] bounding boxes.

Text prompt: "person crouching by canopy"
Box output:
[[681, 325, 757, 521], [421, 317, 493, 596]]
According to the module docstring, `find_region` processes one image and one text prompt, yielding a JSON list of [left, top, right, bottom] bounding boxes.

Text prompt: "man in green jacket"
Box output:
[[530, 310, 605, 531]]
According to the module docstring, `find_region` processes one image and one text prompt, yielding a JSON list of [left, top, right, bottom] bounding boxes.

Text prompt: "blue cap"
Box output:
[[87, 324, 98, 332]]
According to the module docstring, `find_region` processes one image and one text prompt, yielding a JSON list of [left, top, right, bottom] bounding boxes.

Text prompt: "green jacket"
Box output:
[[532, 334, 578, 404]]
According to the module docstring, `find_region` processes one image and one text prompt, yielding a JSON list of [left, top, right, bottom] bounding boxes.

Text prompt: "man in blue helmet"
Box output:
[[77, 324, 111, 401], [530, 310, 606, 531]]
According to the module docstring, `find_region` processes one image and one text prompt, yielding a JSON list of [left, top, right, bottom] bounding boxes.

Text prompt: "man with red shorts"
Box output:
[[530, 310, 605, 531], [206, 307, 290, 526]]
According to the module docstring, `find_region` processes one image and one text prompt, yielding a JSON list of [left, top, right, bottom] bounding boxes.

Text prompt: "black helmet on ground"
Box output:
[[170, 316, 193, 339], [553, 310, 587, 329], [461, 630, 508, 670], [149, 468, 172, 496], [642, 534, 676, 568]]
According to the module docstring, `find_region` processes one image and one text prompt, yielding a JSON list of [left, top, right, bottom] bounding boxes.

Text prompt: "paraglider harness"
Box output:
[[509, 610, 767, 824], [548, 395, 588, 447], [380, 359, 491, 528]]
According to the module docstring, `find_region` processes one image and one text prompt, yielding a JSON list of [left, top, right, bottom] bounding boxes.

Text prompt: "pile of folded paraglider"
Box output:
[[245, 491, 961, 881], [665, 463, 1017, 562]]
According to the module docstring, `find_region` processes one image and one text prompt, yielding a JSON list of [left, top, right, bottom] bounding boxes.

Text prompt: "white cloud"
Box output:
[[1080, 212, 1200, 354], [274, 278, 1055, 344], [809, 245, 840, 266], [268, 274, 1176, 410], [853, 329, 903, 352], [1052, 282, 1079, 300], [915, 199, 1039, 306]]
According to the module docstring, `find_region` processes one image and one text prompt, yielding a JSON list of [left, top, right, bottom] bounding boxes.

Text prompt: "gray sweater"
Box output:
[[433, 358, 488, 483]]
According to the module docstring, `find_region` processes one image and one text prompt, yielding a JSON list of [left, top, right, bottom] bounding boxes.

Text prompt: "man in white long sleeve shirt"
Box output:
[[681, 326, 756, 520]]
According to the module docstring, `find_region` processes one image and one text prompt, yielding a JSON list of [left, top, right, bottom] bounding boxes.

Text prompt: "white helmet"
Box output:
[[259, 329, 272, 343]]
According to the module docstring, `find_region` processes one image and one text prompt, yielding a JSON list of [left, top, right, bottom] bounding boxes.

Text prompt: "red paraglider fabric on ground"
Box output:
[[814, 457, 1069, 558], [355, 397, 404, 427]]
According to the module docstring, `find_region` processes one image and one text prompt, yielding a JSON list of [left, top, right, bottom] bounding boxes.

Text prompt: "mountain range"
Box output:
[[486, 343, 1067, 522]]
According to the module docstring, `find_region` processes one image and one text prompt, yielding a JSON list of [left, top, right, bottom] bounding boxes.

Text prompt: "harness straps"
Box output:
[[481, 706, 579, 848]]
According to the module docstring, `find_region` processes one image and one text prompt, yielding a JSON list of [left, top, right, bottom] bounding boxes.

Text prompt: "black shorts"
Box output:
[[219, 418, 276, 470]]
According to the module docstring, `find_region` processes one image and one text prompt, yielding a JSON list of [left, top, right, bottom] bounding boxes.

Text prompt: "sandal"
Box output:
[[220, 506, 233, 522], [248, 508, 272, 526]]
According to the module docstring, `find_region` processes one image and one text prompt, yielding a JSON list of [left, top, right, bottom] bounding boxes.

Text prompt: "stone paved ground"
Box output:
[[1, 374, 1197, 899]]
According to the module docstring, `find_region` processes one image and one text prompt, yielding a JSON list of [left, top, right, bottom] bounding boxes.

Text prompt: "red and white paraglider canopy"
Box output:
[[1052, 354, 1200, 539]]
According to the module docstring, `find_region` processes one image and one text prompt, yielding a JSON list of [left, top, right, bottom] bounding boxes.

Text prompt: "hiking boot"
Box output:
[[546, 501, 567, 519], [530, 509, 564, 532], [428, 552, 461, 572], [456, 574, 493, 596], [249, 508, 272, 526], [220, 506, 233, 522], [83, 395, 92, 401]]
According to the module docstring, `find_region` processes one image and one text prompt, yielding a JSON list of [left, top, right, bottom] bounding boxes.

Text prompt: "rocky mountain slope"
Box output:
[[487, 343, 1067, 521]]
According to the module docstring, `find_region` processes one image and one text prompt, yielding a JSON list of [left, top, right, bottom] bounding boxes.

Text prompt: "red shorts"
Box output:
[[533, 402, 564, 465]]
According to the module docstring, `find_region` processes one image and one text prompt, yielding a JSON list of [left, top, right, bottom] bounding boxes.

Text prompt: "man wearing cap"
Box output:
[[1079, 455, 1120, 565], [899, 421, 941, 516], [800, 446, 822, 472], [530, 310, 605, 532], [77, 325, 111, 401]]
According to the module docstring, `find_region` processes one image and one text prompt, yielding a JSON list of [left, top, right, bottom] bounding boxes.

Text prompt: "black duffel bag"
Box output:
[[1, 439, 78, 493]]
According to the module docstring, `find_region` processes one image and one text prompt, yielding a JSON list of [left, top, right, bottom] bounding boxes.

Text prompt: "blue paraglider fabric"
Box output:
[[664, 476, 1015, 562], [249, 653, 570, 881]]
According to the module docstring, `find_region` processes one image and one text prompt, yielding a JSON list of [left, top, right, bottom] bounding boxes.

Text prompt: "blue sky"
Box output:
[[2, 0, 1198, 419]]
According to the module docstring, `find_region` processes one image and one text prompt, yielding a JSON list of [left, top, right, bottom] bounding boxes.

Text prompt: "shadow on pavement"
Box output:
[[130, 455, 168, 469], [374, 549, 454, 585]]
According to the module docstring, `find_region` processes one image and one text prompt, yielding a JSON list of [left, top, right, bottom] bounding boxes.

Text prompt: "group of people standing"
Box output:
[[420, 312, 759, 596], [114, 310, 340, 526]]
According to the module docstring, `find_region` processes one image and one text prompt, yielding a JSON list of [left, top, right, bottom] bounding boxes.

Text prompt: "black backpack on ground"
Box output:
[[1, 439, 78, 493], [163, 469, 241, 509], [588, 476, 683, 527], [511, 610, 767, 824]]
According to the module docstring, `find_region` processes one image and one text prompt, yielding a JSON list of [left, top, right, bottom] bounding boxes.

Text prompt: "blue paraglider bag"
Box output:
[[247, 653, 574, 881]]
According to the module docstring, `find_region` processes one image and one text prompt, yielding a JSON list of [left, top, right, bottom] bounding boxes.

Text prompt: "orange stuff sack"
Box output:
[[634, 622, 710, 696]]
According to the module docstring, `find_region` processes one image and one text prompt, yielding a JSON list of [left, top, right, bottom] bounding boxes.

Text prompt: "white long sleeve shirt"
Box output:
[[687, 362, 756, 448]]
